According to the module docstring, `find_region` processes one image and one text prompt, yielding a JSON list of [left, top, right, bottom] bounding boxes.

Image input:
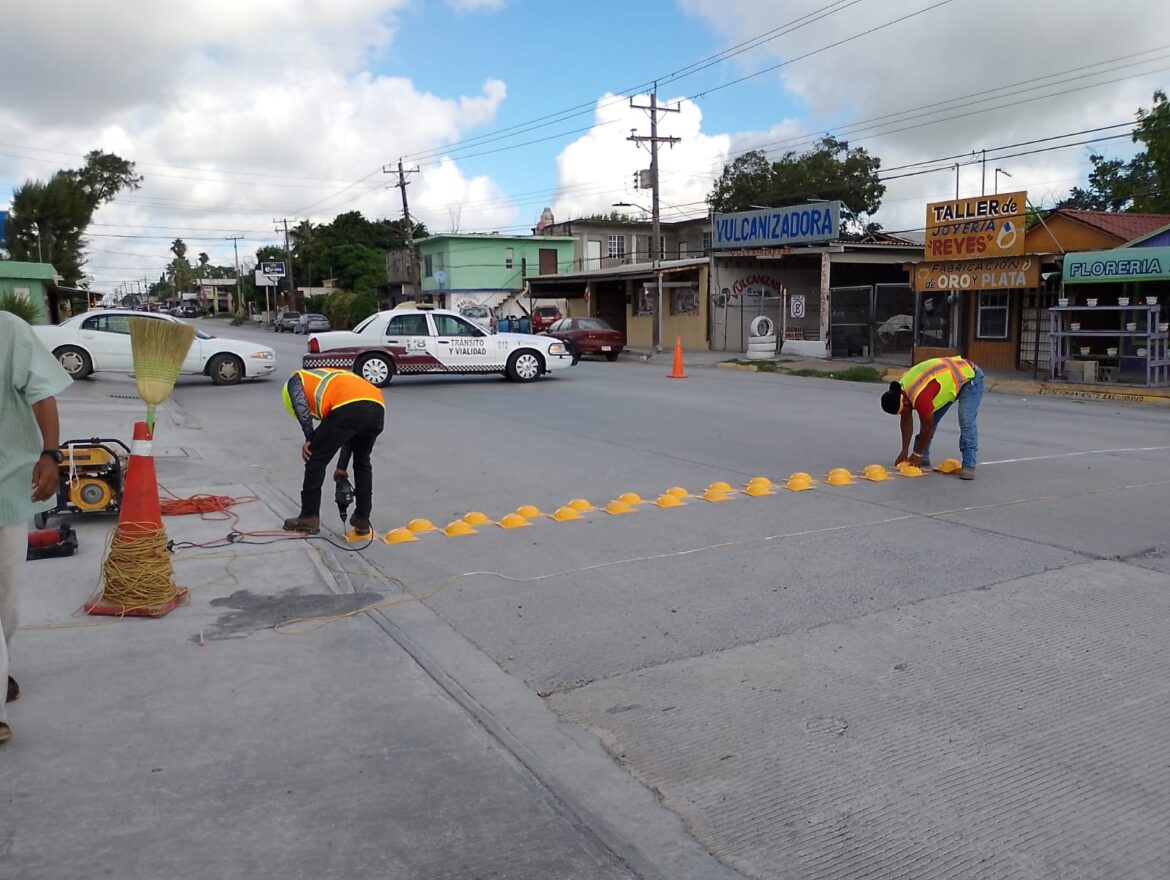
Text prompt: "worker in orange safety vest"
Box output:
[[880, 356, 985, 480], [281, 368, 384, 534]]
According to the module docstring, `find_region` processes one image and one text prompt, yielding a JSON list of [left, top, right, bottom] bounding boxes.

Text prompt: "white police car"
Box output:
[[304, 306, 575, 386]]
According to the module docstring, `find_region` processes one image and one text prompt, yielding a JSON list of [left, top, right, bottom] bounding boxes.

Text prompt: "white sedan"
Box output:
[[304, 307, 575, 385], [33, 309, 277, 385]]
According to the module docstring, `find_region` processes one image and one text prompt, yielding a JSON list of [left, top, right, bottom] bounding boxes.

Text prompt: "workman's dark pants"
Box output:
[[300, 401, 384, 519]]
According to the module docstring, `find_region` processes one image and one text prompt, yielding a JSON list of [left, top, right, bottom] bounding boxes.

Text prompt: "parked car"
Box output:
[[304, 306, 573, 386], [181, 304, 202, 318], [274, 311, 301, 332], [542, 317, 625, 361], [459, 304, 496, 333], [295, 313, 331, 335], [32, 309, 277, 385], [530, 304, 562, 333]]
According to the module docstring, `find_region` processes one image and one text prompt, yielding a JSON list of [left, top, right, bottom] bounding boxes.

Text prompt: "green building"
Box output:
[[416, 233, 574, 312], [0, 261, 56, 323]]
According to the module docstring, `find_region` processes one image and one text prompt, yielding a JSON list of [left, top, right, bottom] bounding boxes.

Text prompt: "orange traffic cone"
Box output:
[[668, 336, 687, 379], [86, 422, 186, 618]]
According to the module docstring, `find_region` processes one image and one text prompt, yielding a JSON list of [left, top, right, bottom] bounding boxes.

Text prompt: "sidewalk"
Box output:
[[1, 385, 730, 880], [625, 344, 1170, 407]]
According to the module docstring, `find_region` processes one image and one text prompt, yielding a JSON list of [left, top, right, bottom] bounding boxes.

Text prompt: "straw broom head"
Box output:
[[129, 317, 196, 412]]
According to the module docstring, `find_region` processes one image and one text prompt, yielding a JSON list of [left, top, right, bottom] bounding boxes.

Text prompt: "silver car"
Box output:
[[295, 313, 331, 334]]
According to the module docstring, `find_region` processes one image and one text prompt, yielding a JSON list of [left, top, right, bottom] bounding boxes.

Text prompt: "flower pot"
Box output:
[[1137, 347, 1148, 357], [1079, 346, 1091, 355], [1087, 298, 1098, 307], [1118, 297, 1130, 306], [1126, 322, 1138, 331], [1070, 322, 1081, 331], [1107, 347, 1118, 356], [1057, 298, 1070, 306], [1146, 296, 1159, 305], [1159, 322, 1169, 332]]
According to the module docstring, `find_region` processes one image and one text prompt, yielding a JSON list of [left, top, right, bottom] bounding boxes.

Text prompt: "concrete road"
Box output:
[[10, 317, 1170, 879]]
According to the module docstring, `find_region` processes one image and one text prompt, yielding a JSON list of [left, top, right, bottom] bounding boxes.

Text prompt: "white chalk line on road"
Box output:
[[983, 446, 1170, 465]]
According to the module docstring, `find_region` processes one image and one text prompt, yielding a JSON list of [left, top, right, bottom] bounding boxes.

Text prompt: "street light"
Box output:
[[994, 168, 1012, 195]]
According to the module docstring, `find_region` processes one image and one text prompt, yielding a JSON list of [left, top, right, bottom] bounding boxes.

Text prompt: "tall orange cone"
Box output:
[[86, 422, 186, 618], [668, 336, 687, 379]]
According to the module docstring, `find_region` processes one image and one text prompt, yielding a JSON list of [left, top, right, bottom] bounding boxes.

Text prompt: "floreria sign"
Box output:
[[712, 202, 841, 250], [1062, 247, 1170, 284]]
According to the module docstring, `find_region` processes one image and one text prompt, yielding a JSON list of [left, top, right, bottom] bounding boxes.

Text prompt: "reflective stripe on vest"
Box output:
[[902, 358, 974, 410], [299, 368, 383, 420]]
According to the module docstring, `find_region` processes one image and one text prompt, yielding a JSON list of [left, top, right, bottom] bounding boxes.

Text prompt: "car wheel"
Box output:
[[55, 346, 93, 379], [506, 350, 543, 382], [209, 354, 245, 386], [356, 353, 395, 387], [605, 352, 620, 362]]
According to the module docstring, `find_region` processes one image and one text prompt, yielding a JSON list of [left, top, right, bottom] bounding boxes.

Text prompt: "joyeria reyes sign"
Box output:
[[924, 191, 1026, 262]]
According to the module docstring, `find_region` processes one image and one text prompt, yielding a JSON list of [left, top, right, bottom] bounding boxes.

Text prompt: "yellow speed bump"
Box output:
[[702, 488, 733, 502], [552, 506, 582, 522], [707, 481, 733, 493], [516, 504, 543, 518], [785, 473, 814, 491], [443, 521, 477, 537], [665, 486, 689, 499], [346, 529, 374, 543], [746, 476, 773, 489], [863, 464, 891, 482], [498, 513, 531, 529], [618, 492, 644, 506], [655, 494, 684, 508], [463, 511, 492, 526], [406, 518, 437, 534], [605, 500, 635, 515], [934, 458, 963, 474], [825, 468, 855, 486], [568, 498, 593, 512], [384, 527, 419, 544], [896, 462, 925, 477]]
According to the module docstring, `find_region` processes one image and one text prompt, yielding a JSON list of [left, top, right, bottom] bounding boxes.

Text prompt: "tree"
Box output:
[[708, 137, 886, 232], [3, 151, 141, 285], [1059, 90, 1170, 213]]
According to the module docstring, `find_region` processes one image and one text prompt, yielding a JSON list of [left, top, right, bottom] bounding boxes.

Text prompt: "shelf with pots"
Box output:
[[1048, 297, 1169, 386]]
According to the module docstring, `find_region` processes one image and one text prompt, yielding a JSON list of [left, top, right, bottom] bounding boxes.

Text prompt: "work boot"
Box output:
[[7, 676, 19, 703], [349, 514, 372, 537], [959, 467, 976, 481], [0, 722, 11, 744], [282, 516, 320, 534]]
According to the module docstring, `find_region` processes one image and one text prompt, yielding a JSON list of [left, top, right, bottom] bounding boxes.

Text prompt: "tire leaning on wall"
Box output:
[[748, 315, 775, 338]]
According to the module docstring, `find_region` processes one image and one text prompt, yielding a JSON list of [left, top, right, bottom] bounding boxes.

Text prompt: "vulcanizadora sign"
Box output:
[[712, 202, 841, 250]]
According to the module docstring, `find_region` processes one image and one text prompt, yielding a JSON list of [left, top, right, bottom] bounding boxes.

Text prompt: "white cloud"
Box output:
[[676, 0, 1170, 231], [0, 1, 516, 289], [446, 0, 507, 12]]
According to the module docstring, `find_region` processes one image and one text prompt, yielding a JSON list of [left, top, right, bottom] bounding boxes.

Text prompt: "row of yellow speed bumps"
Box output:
[[376, 458, 962, 545]]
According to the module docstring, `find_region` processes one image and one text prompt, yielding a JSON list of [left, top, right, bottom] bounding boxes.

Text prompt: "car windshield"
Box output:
[[306, 314, 326, 320], [577, 318, 611, 331]]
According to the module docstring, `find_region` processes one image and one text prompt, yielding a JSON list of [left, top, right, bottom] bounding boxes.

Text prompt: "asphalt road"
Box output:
[[158, 319, 1170, 876]]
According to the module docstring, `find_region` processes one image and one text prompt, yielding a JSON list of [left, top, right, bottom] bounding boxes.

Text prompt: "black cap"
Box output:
[[880, 381, 902, 415]]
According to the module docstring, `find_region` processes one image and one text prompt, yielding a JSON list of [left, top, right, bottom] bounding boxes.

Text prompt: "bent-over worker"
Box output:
[[282, 368, 384, 535], [880, 356, 984, 480]]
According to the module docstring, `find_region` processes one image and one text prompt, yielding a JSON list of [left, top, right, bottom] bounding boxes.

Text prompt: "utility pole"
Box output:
[[274, 218, 296, 309], [629, 82, 680, 353], [226, 234, 244, 314], [980, 149, 987, 196], [385, 160, 421, 303]]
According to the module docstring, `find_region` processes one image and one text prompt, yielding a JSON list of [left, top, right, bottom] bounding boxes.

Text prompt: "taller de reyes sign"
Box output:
[[925, 191, 1026, 262], [712, 202, 841, 250]]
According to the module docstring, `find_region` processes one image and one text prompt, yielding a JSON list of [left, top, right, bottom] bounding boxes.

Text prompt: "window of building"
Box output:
[[670, 288, 699, 315], [702, 231, 712, 254], [678, 242, 688, 258], [424, 255, 433, 278], [505, 247, 514, 269], [976, 290, 1010, 339], [607, 234, 626, 259]]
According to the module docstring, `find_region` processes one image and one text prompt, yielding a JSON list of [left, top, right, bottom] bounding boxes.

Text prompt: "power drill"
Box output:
[[334, 474, 355, 525]]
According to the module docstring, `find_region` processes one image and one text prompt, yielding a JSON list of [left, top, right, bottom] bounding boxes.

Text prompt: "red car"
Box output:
[[543, 317, 624, 361], [530, 304, 562, 333]]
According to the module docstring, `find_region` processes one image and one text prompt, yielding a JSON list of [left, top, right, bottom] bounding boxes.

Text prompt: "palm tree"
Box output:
[[170, 238, 187, 261]]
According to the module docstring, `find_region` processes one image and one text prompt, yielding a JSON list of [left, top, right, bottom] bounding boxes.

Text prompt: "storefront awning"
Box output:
[[1063, 246, 1170, 284]]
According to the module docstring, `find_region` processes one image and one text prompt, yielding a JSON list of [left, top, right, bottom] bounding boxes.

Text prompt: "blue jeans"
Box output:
[[922, 367, 984, 468]]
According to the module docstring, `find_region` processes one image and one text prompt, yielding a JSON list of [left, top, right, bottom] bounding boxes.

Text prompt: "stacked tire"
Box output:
[[745, 315, 777, 361]]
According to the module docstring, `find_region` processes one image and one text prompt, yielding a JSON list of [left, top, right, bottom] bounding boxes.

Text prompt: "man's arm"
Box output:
[[286, 373, 315, 441], [910, 410, 935, 465], [896, 408, 914, 464], [31, 398, 61, 502]]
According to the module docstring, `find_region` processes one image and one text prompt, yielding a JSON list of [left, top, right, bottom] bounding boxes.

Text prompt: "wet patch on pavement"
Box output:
[[199, 588, 383, 641]]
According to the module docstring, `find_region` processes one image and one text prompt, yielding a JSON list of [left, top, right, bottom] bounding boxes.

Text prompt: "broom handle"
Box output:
[[146, 404, 156, 434]]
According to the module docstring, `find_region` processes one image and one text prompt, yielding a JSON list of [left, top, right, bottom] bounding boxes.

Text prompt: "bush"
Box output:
[[349, 291, 378, 327], [323, 291, 356, 330], [230, 316, 247, 327], [0, 291, 40, 324]]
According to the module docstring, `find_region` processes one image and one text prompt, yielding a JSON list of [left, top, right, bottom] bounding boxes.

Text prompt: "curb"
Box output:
[[878, 368, 1170, 408]]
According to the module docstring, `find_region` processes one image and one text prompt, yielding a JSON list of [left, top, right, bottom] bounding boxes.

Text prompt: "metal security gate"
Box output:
[[829, 284, 914, 365], [1019, 290, 1057, 375]]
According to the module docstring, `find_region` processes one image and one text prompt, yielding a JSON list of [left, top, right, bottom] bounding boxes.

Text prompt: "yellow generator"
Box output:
[[35, 438, 130, 528]]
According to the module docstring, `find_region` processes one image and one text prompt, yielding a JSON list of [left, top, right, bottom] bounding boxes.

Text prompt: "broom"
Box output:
[[129, 317, 196, 432]]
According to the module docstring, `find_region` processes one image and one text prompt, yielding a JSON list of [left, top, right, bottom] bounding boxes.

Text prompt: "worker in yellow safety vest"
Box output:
[[281, 369, 384, 534], [880, 356, 985, 480]]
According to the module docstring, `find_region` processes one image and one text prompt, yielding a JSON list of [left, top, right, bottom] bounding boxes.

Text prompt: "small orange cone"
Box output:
[[86, 422, 186, 618], [668, 336, 687, 379]]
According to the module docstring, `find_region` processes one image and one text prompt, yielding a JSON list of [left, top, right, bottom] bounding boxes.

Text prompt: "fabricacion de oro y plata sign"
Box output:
[[912, 256, 1040, 292], [924, 191, 1027, 262]]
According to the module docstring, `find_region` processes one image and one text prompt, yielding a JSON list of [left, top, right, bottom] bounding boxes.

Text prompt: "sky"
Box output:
[[1, 0, 1168, 293]]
